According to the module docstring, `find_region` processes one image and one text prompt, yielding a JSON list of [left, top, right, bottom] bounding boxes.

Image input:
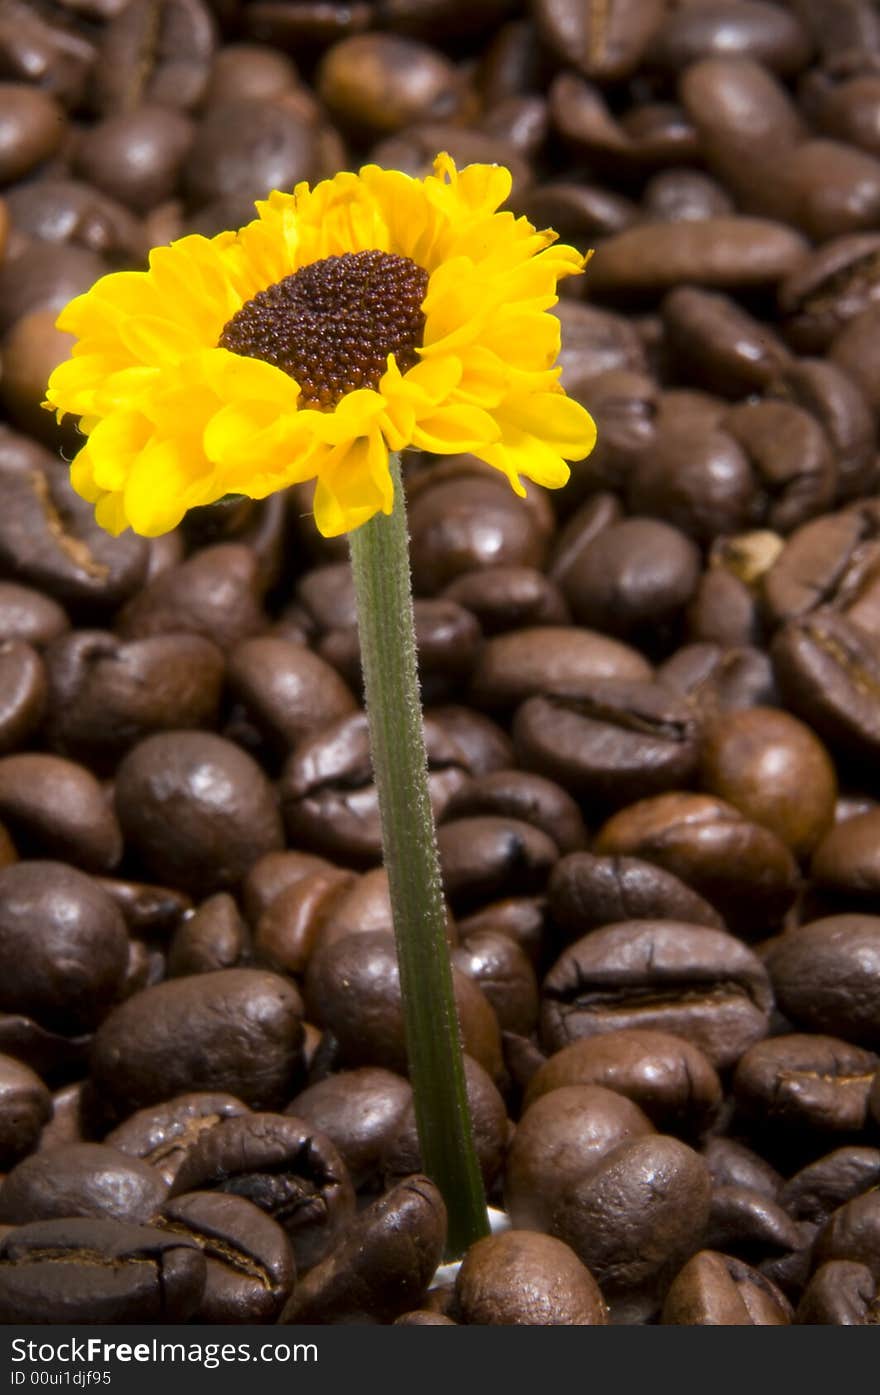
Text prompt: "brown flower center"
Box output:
[[218, 249, 429, 410]]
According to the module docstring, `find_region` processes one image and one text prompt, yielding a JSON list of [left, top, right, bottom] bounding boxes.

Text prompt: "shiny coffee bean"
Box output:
[[812, 1192, 880, 1279], [115, 732, 283, 897], [168, 1111, 354, 1272], [524, 1030, 722, 1138], [0, 1218, 206, 1324], [778, 233, 880, 352], [95, 877, 191, 940], [0, 84, 65, 183], [471, 626, 651, 712], [641, 169, 733, 224], [0, 861, 127, 1034], [305, 931, 502, 1080], [549, 852, 724, 942], [653, 2, 811, 76], [184, 98, 316, 209], [734, 1034, 878, 1136], [812, 810, 880, 901], [456, 1230, 607, 1327], [119, 543, 266, 650], [765, 916, 880, 1048], [253, 869, 352, 977], [407, 469, 549, 595], [442, 769, 586, 856], [0, 1142, 167, 1226], [796, 1260, 879, 1325], [772, 610, 880, 769], [0, 583, 68, 648], [158, 1191, 294, 1324], [0, 641, 46, 754], [594, 792, 798, 934], [96, 0, 216, 114], [442, 566, 568, 634], [659, 643, 779, 719], [167, 893, 250, 977], [723, 399, 836, 533], [0, 752, 121, 872], [705, 1185, 801, 1262], [0, 1054, 51, 1168], [73, 106, 193, 214], [703, 1138, 782, 1199], [662, 286, 789, 399], [281, 1175, 446, 1324], [242, 848, 343, 925], [761, 508, 879, 629], [288, 1067, 412, 1193], [91, 969, 305, 1118], [688, 568, 761, 648], [228, 636, 356, 755], [781, 1147, 880, 1226], [382, 1055, 508, 1189], [4, 179, 145, 263], [318, 34, 464, 136], [452, 931, 539, 1037], [768, 359, 877, 504], [105, 1092, 251, 1187], [437, 816, 557, 910], [627, 421, 757, 543], [662, 1250, 792, 1325], [560, 517, 700, 643], [541, 920, 773, 1070]]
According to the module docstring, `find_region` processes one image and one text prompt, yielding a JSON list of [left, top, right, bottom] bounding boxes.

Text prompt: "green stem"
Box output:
[[348, 452, 489, 1259]]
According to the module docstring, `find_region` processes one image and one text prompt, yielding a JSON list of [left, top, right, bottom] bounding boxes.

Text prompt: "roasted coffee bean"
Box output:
[[0, 1014, 91, 1084], [36, 1080, 86, 1154], [115, 732, 282, 897], [305, 931, 502, 1080], [318, 33, 464, 136], [0, 1141, 167, 1225], [662, 287, 789, 399], [812, 810, 880, 901], [427, 704, 514, 776], [442, 770, 586, 857], [320, 598, 482, 701], [456, 1230, 607, 1327], [4, 179, 145, 263], [513, 680, 700, 812], [204, 43, 298, 105], [700, 707, 837, 858], [705, 1185, 802, 1261], [437, 816, 557, 910], [73, 106, 193, 214], [594, 792, 799, 934], [0, 1218, 206, 1324], [688, 568, 761, 649], [765, 916, 880, 1048], [550, 1135, 711, 1318], [314, 866, 449, 953], [761, 508, 880, 630], [184, 99, 316, 209], [159, 1191, 294, 1324], [383, 1055, 507, 1189], [660, 643, 779, 718], [119, 543, 266, 650], [228, 636, 356, 756], [167, 893, 250, 977], [812, 1192, 880, 1279], [830, 303, 880, 413], [504, 1084, 655, 1232], [778, 234, 880, 352], [95, 0, 216, 114], [471, 626, 651, 712], [442, 566, 568, 635], [91, 970, 305, 1118], [772, 610, 880, 769], [524, 1030, 722, 1138], [95, 878, 191, 940], [549, 852, 724, 941], [541, 920, 773, 1070], [0, 84, 65, 183], [723, 400, 836, 534], [734, 1034, 878, 1136], [627, 422, 757, 543], [781, 1148, 880, 1226], [242, 849, 343, 926], [0, 861, 127, 1034], [0, 583, 68, 648], [654, 2, 810, 76], [0, 244, 109, 339], [0, 752, 121, 871], [281, 711, 468, 867], [559, 517, 700, 644], [289, 1067, 412, 1193], [0, 1054, 51, 1168], [105, 1093, 251, 1187], [796, 1260, 879, 1325], [253, 869, 352, 977], [45, 630, 225, 770], [703, 1138, 783, 1199], [642, 169, 734, 224], [768, 359, 877, 503], [168, 1111, 354, 1272], [662, 1250, 793, 1325], [457, 896, 545, 969], [0, 451, 147, 611], [407, 472, 548, 596], [0, 641, 45, 755], [452, 931, 539, 1037], [281, 1175, 446, 1324]]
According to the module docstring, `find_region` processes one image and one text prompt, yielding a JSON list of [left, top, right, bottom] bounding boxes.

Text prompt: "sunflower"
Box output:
[[45, 154, 597, 539]]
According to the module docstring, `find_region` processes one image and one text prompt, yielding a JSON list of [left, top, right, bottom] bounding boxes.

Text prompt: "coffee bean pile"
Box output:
[[0, 0, 880, 1327]]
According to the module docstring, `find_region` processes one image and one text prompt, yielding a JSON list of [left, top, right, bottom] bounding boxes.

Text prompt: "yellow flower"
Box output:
[[45, 154, 597, 538]]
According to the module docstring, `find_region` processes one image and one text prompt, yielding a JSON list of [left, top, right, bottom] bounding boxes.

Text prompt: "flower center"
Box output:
[[218, 250, 429, 410]]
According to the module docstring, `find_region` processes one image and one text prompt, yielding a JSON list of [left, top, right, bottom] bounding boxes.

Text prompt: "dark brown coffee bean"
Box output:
[[73, 106, 192, 214], [812, 809, 880, 902], [734, 1034, 877, 1135], [660, 643, 779, 719], [781, 1147, 880, 1225], [0, 582, 68, 648], [451, 931, 539, 1036], [548, 852, 724, 941], [0, 1054, 51, 1168], [553, 304, 648, 403], [91, 969, 305, 1117], [184, 98, 316, 209], [5, 178, 145, 263], [437, 816, 557, 910], [662, 1250, 793, 1325], [458, 896, 546, 969], [228, 636, 356, 756], [407, 473, 548, 596], [281, 1175, 446, 1324], [96, 0, 216, 114], [115, 732, 282, 897], [382, 1054, 507, 1188], [663, 287, 790, 399], [627, 423, 757, 543], [550, 73, 698, 175], [765, 915, 880, 1048], [778, 234, 880, 352], [242, 848, 343, 925], [688, 568, 761, 649], [0, 451, 147, 611], [442, 567, 568, 636], [45, 630, 225, 770], [0, 0, 94, 107], [94, 877, 191, 940], [288, 1067, 412, 1193], [168, 1111, 354, 1272], [0, 1141, 167, 1226], [105, 1092, 251, 1186], [253, 869, 352, 977], [768, 359, 878, 503], [318, 33, 464, 135], [812, 1191, 880, 1279], [560, 517, 700, 643], [519, 181, 637, 243], [551, 1135, 711, 1316], [534, 0, 663, 78], [587, 219, 808, 301], [817, 74, 880, 160], [772, 610, 880, 769], [830, 303, 880, 413], [167, 893, 249, 977], [505, 1083, 654, 1233], [761, 507, 879, 630], [204, 43, 298, 105], [159, 1190, 294, 1324], [427, 704, 514, 777], [524, 1030, 722, 1138], [653, 2, 811, 75], [0, 84, 65, 183], [723, 400, 837, 533], [0, 752, 122, 872], [471, 626, 651, 712], [796, 1260, 879, 1325], [456, 1230, 607, 1327], [705, 1185, 802, 1261], [700, 707, 837, 858], [119, 542, 266, 650], [0, 641, 45, 755], [0, 861, 127, 1034], [0, 1217, 206, 1324], [703, 1138, 783, 1198], [442, 770, 586, 857], [305, 930, 502, 1080], [594, 792, 799, 934], [320, 598, 481, 701], [513, 680, 700, 813], [642, 169, 734, 224], [314, 866, 452, 955], [541, 920, 773, 1069]]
